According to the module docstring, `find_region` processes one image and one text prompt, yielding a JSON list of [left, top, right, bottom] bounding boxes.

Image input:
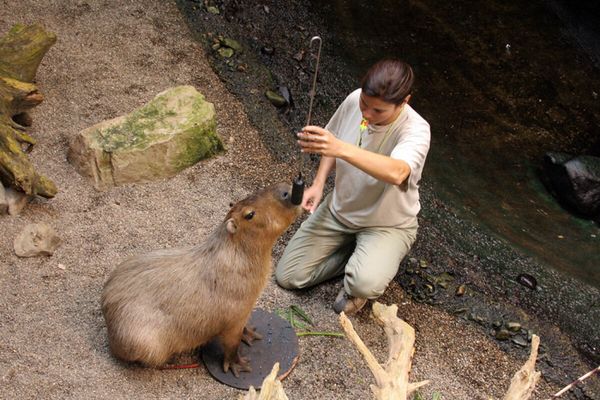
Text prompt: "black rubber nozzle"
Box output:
[[291, 174, 304, 205]]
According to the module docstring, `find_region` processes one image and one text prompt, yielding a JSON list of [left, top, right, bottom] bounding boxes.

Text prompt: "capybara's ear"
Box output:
[[226, 218, 237, 234]]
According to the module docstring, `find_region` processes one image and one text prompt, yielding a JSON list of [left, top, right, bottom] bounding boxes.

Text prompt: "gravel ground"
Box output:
[[0, 1, 566, 399]]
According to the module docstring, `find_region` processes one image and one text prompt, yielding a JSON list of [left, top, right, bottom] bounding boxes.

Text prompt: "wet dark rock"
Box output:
[[221, 37, 242, 52], [495, 329, 512, 340], [265, 90, 287, 107], [434, 272, 454, 288], [516, 273, 538, 290], [542, 152, 600, 220], [260, 46, 274, 56], [217, 47, 234, 58], [507, 322, 522, 332], [511, 336, 529, 347], [277, 86, 293, 108]]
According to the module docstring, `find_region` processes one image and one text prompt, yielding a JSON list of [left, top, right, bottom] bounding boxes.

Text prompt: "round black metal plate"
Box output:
[[201, 308, 299, 390]]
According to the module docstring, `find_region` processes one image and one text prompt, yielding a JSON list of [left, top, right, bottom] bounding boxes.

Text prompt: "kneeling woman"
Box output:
[[276, 59, 431, 315]]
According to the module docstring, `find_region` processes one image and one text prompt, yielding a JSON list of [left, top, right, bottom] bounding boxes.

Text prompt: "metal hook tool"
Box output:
[[291, 36, 322, 206]]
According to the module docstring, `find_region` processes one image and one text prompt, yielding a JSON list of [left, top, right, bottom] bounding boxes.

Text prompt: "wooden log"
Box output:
[[339, 302, 429, 400], [503, 335, 541, 400], [0, 24, 57, 199]]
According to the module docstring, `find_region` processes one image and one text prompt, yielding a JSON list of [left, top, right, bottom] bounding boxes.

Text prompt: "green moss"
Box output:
[[174, 118, 224, 171], [97, 95, 177, 152]]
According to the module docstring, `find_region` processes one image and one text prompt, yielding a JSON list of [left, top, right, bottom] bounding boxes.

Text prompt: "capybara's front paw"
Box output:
[[223, 353, 251, 378], [241, 325, 263, 346]]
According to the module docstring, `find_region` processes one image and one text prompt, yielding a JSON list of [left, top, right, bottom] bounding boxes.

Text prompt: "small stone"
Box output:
[[516, 273, 537, 290], [217, 47, 234, 58], [206, 5, 219, 14], [495, 329, 511, 340], [419, 259, 428, 268], [511, 336, 528, 347], [57, 264, 66, 270], [507, 322, 521, 332], [261, 46, 274, 56], [236, 64, 247, 72], [14, 223, 61, 257], [265, 90, 287, 107], [435, 272, 454, 288], [492, 320, 502, 329], [455, 284, 466, 296], [221, 38, 242, 52]]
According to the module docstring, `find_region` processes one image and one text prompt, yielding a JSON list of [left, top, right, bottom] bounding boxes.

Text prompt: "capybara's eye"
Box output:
[[282, 191, 289, 200], [229, 202, 234, 207], [244, 211, 255, 220]]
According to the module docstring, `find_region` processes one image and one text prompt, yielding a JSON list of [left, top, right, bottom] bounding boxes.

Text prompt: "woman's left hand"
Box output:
[[297, 125, 347, 158]]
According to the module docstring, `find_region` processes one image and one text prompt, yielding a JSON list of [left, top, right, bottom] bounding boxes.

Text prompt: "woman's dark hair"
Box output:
[[361, 59, 414, 105]]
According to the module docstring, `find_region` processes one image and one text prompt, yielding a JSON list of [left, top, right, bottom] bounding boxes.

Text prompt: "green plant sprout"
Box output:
[[276, 305, 345, 338]]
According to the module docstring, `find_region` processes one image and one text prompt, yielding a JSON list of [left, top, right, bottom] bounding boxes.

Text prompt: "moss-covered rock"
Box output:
[[68, 86, 223, 190]]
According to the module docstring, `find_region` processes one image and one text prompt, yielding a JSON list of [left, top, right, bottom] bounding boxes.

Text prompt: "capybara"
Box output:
[[101, 183, 301, 376]]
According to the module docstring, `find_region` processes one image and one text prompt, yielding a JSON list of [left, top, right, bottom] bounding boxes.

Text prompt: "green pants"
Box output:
[[275, 195, 417, 299]]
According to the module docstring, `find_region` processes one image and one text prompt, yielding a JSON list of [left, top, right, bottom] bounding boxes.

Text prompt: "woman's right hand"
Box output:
[[302, 184, 324, 213]]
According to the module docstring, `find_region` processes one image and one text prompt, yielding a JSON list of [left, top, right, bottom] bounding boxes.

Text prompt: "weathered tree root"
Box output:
[[0, 24, 57, 198], [240, 362, 289, 400], [339, 302, 429, 400]]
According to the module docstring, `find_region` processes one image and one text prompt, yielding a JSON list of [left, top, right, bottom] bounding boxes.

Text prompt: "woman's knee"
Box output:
[[345, 273, 389, 299]]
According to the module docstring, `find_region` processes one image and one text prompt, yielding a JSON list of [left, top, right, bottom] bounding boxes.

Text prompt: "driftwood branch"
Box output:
[[503, 335, 541, 400], [339, 302, 430, 400], [241, 362, 289, 400], [0, 24, 57, 199]]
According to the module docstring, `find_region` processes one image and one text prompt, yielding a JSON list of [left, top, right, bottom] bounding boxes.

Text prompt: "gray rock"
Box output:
[[67, 86, 223, 190], [14, 223, 61, 257]]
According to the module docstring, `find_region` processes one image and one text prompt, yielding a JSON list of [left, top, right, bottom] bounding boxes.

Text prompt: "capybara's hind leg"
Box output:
[[241, 325, 263, 346], [110, 326, 171, 367], [220, 326, 251, 377]]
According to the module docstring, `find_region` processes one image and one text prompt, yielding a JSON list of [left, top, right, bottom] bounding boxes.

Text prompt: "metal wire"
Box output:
[[299, 35, 322, 175]]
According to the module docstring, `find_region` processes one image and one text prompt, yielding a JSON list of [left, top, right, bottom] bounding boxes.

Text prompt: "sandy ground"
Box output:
[[0, 1, 561, 399]]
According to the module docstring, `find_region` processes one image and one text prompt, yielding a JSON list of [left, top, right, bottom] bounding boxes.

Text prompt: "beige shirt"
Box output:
[[325, 89, 431, 228]]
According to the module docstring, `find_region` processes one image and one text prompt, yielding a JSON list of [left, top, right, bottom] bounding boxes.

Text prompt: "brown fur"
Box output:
[[101, 183, 300, 373]]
